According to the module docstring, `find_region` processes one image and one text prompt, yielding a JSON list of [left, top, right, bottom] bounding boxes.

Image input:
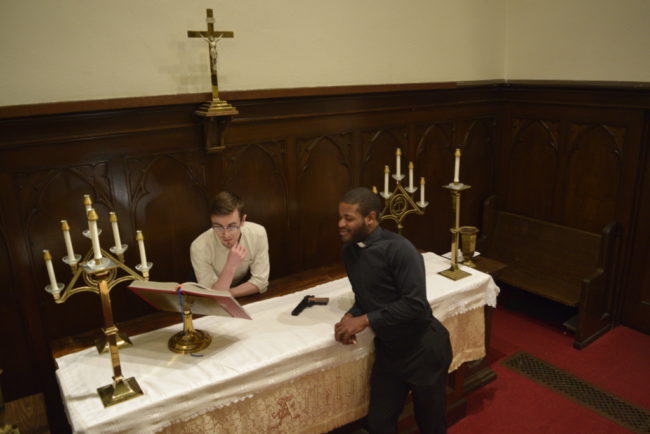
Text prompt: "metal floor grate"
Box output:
[[502, 351, 650, 433]]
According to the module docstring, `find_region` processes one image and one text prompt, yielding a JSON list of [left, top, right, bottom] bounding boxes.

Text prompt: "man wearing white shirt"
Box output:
[[190, 191, 270, 297]]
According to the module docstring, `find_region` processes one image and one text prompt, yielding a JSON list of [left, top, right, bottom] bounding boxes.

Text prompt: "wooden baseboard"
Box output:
[[3, 393, 49, 434]]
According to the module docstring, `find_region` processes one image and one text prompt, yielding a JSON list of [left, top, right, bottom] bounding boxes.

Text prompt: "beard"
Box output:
[[349, 221, 371, 244]]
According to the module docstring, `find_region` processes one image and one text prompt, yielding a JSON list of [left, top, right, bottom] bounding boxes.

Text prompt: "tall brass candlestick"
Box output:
[[94, 268, 144, 407], [439, 149, 472, 280]]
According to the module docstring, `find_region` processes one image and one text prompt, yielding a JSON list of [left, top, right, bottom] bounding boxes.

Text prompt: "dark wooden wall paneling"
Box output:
[[1, 83, 649, 420], [0, 87, 500, 404], [620, 110, 650, 332]]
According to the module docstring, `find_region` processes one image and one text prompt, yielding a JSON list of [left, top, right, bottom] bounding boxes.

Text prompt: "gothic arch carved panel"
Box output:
[[360, 128, 408, 190], [460, 118, 497, 227], [126, 152, 207, 285], [407, 122, 455, 251], [14, 163, 113, 339], [220, 142, 290, 277], [296, 134, 353, 269], [506, 119, 560, 219], [563, 123, 625, 232]]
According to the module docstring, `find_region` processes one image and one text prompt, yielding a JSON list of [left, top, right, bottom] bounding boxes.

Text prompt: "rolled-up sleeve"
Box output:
[[190, 235, 218, 288], [247, 225, 270, 293]]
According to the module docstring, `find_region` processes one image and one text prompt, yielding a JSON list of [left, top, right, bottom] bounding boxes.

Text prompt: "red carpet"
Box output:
[[449, 306, 650, 433]]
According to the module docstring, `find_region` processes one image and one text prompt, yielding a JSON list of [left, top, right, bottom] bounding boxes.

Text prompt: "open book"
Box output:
[[128, 280, 252, 320]]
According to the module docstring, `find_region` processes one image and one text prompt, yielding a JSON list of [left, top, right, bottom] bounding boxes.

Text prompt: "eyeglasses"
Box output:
[[212, 224, 240, 233]]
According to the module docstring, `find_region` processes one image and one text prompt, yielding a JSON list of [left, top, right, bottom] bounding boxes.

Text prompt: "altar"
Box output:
[[54, 252, 499, 433]]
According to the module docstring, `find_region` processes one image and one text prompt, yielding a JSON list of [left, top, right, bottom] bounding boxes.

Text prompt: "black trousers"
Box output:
[[367, 323, 452, 434]]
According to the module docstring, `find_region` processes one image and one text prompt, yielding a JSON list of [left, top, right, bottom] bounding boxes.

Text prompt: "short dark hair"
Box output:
[[210, 191, 244, 217], [341, 187, 381, 217]]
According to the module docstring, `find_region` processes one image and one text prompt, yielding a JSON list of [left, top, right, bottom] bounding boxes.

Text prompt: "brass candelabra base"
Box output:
[[168, 329, 212, 354], [97, 377, 144, 408], [95, 330, 133, 354]]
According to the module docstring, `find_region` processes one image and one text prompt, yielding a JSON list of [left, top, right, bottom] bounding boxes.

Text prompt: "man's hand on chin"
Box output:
[[225, 242, 247, 270]]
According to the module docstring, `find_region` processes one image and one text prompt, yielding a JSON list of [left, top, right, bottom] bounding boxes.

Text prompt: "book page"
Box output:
[[129, 280, 179, 293], [179, 282, 231, 298], [180, 282, 251, 320], [129, 288, 183, 313]]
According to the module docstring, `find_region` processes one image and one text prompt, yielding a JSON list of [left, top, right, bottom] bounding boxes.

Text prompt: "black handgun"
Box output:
[[291, 295, 329, 316]]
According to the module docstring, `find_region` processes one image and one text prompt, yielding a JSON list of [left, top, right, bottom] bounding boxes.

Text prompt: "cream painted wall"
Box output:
[[2, 1, 649, 108], [505, 0, 650, 81], [0, 0, 505, 107]]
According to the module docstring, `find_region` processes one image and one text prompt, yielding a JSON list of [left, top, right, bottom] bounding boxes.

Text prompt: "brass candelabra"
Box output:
[[43, 195, 153, 407], [375, 148, 428, 233]]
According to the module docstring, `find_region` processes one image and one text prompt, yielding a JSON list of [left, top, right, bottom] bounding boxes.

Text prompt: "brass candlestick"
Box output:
[[439, 183, 472, 280], [376, 151, 428, 234], [43, 195, 153, 407], [168, 297, 212, 354], [439, 149, 472, 281]]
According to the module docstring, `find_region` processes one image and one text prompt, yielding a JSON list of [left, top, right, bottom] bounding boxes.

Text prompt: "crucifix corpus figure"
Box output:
[[187, 9, 236, 114]]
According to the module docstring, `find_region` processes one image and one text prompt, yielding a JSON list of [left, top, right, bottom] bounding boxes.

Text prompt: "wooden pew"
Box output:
[[478, 195, 622, 349]]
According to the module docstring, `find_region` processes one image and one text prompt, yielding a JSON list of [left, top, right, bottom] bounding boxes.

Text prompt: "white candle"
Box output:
[[384, 165, 390, 195], [83, 194, 92, 212], [453, 148, 461, 183], [420, 177, 425, 204], [395, 148, 402, 178], [87, 209, 102, 260], [136, 230, 148, 269], [43, 250, 59, 290], [60, 220, 75, 261], [408, 162, 414, 190], [109, 212, 123, 250]]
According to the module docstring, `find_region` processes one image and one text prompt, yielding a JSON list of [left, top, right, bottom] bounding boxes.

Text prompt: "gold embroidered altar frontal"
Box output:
[[55, 253, 498, 433], [160, 308, 484, 434]]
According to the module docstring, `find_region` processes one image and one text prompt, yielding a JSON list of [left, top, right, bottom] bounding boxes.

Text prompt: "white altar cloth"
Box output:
[[55, 253, 499, 433]]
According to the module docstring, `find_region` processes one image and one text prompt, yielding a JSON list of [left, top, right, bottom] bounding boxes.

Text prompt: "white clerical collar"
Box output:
[[356, 241, 366, 248]]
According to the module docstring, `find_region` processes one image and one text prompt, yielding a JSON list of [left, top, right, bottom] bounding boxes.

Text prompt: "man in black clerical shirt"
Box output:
[[334, 187, 452, 434]]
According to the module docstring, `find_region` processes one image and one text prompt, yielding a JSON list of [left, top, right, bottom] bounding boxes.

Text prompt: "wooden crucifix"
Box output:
[[187, 9, 234, 107]]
